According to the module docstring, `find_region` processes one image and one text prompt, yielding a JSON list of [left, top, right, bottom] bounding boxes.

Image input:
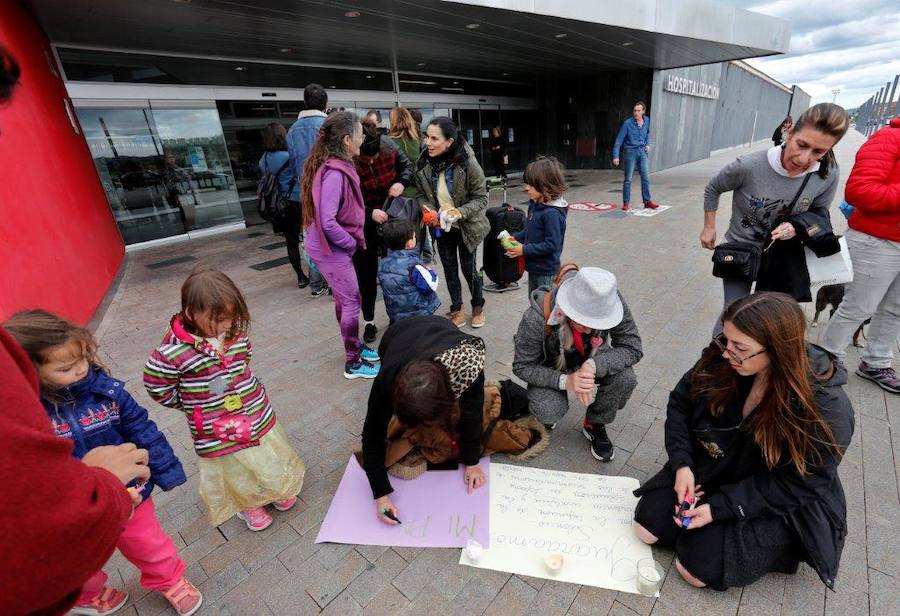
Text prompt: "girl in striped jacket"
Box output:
[[144, 269, 305, 531]]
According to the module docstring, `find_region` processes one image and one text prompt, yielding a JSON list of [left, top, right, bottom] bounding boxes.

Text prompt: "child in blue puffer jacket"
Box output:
[[378, 219, 440, 324], [4, 310, 203, 616], [505, 157, 569, 295]]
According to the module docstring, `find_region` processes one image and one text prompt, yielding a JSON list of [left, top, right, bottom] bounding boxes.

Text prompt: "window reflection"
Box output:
[[77, 105, 243, 245]]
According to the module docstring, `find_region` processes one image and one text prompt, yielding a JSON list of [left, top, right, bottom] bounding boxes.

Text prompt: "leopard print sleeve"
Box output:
[[434, 337, 486, 398]]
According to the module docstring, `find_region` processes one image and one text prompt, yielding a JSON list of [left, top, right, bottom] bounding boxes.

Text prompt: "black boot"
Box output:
[[582, 419, 614, 461], [297, 272, 310, 289]]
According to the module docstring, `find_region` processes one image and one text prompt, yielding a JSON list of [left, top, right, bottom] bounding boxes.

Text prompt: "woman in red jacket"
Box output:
[[823, 117, 900, 393]]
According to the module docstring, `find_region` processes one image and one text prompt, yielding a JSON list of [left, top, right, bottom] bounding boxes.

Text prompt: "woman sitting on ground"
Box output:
[[632, 292, 854, 591], [361, 315, 545, 525]]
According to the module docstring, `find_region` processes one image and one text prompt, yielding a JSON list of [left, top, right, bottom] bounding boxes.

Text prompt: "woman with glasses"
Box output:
[[632, 292, 854, 591]]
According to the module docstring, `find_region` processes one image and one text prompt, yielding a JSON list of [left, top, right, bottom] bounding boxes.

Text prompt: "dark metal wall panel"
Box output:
[[710, 63, 791, 152], [788, 86, 812, 122], [649, 62, 794, 172]]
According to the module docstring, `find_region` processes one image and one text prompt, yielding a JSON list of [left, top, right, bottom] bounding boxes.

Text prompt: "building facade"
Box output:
[[1, 0, 801, 321]]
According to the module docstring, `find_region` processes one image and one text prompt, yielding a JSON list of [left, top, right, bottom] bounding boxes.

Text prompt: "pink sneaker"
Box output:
[[70, 587, 129, 615], [273, 496, 298, 512], [162, 577, 203, 616], [237, 507, 273, 531]]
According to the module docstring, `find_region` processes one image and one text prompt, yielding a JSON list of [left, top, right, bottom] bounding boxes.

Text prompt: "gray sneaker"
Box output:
[[856, 361, 900, 394]]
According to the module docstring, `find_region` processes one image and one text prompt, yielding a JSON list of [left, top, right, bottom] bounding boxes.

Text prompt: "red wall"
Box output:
[[0, 2, 124, 325]]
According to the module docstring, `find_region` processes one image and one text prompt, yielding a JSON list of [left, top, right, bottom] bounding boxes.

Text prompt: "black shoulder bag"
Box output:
[[711, 173, 811, 281]]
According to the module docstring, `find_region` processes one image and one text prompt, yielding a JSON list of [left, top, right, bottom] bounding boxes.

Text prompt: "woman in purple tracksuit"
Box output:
[[301, 111, 381, 380]]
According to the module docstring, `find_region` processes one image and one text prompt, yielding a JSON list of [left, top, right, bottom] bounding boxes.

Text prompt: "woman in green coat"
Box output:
[[414, 116, 490, 329], [390, 107, 432, 264]]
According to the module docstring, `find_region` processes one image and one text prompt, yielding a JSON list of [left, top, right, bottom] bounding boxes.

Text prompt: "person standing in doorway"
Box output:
[[489, 126, 508, 180], [612, 101, 658, 211], [260, 123, 308, 288], [287, 83, 329, 297]]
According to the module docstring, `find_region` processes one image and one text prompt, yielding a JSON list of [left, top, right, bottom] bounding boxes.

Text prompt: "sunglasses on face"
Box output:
[[713, 333, 766, 366]]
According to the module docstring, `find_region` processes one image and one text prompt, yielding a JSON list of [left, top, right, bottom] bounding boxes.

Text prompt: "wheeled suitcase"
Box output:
[[482, 204, 526, 291]]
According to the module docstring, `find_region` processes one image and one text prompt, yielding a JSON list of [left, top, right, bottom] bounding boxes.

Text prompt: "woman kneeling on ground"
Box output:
[[512, 266, 642, 462], [361, 315, 545, 525], [632, 292, 854, 591]]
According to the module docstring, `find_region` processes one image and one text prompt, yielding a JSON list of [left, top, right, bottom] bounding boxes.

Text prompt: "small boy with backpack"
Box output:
[[378, 219, 440, 324], [504, 157, 569, 294]]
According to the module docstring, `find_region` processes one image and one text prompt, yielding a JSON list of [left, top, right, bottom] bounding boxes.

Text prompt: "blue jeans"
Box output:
[[622, 147, 652, 205]]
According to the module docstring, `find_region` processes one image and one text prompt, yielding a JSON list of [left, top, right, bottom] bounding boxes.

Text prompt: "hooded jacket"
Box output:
[[144, 315, 276, 458], [512, 273, 643, 387], [306, 158, 366, 260], [414, 142, 490, 253], [654, 344, 854, 589], [0, 329, 132, 614], [846, 117, 900, 241], [361, 315, 485, 498], [513, 198, 569, 275], [378, 248, 441, 323], [287, 109, 327, 201], [44, 367, 186, 501]]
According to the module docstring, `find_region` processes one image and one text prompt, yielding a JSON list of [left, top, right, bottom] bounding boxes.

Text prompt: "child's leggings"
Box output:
[[314, 255, 362, 363], [78, 497, 185, 602]]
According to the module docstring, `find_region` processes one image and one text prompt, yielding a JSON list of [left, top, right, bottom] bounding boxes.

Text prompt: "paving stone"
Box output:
[[451, 568, 512, 614], [868, 569, 900, 616], [609, 601, 642, 616], [196, 559, 250, 606], [362, 585, 411, 616], [347, 548, 409, 606], [277, 524, 322, 572], [781, 564, 826, 616], [566, 585, 616, 615], [528, 579, 580, 614], [391, 548, 461, 600], [484, 574, 539, 615], [307, 549, 368, 608], [217, 557, 290, 614]]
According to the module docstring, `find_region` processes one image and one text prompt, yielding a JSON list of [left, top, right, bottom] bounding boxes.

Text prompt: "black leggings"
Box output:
[[436, 228, 484, 312], [352, 223, 381, 322], [283, 200, 304, 282], [634, 483, 802, 590]]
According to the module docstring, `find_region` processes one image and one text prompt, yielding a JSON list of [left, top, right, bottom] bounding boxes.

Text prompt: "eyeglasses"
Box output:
[[712, 334, 766, 366]]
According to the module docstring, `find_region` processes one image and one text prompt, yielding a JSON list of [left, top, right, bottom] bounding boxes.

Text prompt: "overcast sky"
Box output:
[[720, 0, 900, 109]]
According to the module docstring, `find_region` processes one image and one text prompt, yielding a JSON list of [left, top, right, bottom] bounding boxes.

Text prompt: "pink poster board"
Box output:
[[316, 456, 491, 548]]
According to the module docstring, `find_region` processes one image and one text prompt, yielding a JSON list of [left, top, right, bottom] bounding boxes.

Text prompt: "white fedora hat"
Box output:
[[554, 267, 624, 331]]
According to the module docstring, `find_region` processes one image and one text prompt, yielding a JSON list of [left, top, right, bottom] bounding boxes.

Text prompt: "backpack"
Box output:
[[542, 262, 580, 336], [257, 153, 293, 223]]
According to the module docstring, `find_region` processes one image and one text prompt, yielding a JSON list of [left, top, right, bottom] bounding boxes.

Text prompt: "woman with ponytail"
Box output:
[[632, 292, 854, 591], [301, 111, 380, 380], [701, 103, 850, 332]]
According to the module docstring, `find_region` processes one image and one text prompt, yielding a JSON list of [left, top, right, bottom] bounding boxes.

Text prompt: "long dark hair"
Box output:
[[392, 360, 457, 430], [262, 122, 287, 151], [691, 293, 840, 475], [792, 103, 850, 179], [427, 116, 462, 158], [300, 111, 359, 230]]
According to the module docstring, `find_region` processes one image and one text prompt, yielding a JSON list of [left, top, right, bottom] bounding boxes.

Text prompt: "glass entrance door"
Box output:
[[77, 102, 243, 245]]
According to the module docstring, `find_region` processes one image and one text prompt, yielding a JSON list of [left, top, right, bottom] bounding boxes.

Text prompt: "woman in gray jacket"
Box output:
[[415, 117, 490, 329], [512, 267, 642, 462], [701, 103, 849, 333]]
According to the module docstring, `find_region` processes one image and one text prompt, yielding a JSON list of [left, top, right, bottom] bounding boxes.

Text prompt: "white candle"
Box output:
[[464, 539, 484, 562], [544, 553, 564, 574], [637, 561, 663, 596]]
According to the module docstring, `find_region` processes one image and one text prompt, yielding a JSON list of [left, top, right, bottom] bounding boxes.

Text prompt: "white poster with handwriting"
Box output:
[[459, 464, 651, 593]]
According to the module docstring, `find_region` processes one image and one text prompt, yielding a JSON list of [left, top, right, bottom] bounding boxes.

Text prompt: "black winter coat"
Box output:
[[756, 209, 841, 302], [657, 345, 854, 589], [361, 315, 484, 499]]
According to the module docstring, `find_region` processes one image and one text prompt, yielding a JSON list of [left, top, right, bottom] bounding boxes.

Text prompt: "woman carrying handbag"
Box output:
[[700, 103, 850, 334]]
